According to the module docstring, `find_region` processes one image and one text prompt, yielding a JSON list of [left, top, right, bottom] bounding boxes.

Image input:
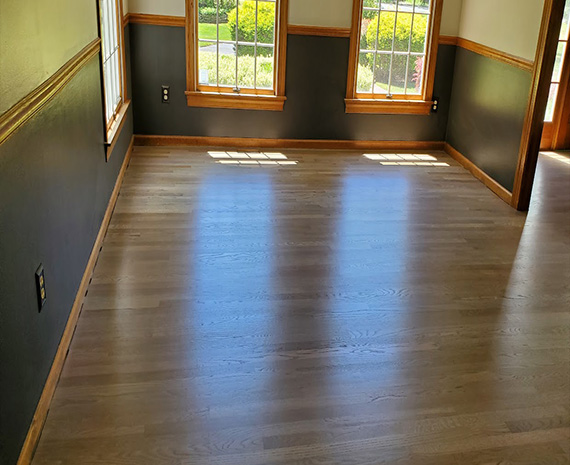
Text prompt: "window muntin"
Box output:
[[357, 0, 433, 99], [99, 0, 124, 129], [196, 0, 278, 95]]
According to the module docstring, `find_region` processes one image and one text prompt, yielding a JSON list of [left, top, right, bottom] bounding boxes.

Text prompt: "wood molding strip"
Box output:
[[0, 38, 101, 146], [16, 136, 135, 465], [134, 134, 445, 151], [456, 37, 534, 72], [439, 35, 458, 46], [126, 13, 185, 27], [444, 143, 513, 205], [512, 0, 565, 210], [288, 25, 351, 38]]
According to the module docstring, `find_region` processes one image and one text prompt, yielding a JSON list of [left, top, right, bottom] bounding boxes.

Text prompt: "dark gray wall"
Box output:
[[130, 24, 456, 141], [447, 47, 532, 191], [0, 38, 133, 465]]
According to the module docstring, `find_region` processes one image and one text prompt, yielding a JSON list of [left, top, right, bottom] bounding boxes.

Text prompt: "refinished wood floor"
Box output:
[[32, 148, 570, 464]]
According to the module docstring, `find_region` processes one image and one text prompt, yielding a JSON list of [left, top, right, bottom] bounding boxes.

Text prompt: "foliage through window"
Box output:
[[348, 0, 441, 107], [197, 0, 278, 93]]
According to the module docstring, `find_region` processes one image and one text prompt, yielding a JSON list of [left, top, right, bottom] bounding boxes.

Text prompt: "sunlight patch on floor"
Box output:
[[209, 151, 297, 166], [363, 153, 449, 167]]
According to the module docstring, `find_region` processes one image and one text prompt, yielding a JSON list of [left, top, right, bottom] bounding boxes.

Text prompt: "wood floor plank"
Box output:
[[31, 148, 570, 465]]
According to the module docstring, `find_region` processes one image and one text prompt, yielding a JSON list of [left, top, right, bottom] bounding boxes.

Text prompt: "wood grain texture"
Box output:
[[17, 136, 135, 465], [456, 38, 534, 72], [185, 92, 286, 111], [125, 13, 185, 27], [439, 35, 458, 46], [288, 25, 351, 38], [134, 134, 445, 151], [30, 146, 570, 465], [0, 39, 101, 146], [344, 98, 433, 114], [444, 143, 513, 204]]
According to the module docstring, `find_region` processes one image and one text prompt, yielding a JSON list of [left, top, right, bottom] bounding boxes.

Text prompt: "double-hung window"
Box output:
[[99, 0, 128, 157], [346, 0, 442, 114], [186, 0, 288, 111]]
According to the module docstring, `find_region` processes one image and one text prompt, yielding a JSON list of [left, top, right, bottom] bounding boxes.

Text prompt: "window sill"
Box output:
[[344, 99, 434, 115], [105, 100, 130, 161], [185, 91, 286, 111]]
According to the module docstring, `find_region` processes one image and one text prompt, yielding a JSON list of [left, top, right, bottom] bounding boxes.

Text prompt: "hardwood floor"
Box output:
[[32, 148, 570, 465]]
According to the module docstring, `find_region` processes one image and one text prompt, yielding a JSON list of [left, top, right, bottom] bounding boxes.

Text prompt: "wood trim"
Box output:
[[346, 0, 364, 101], [16, 136, 135, 465], [106, 100, 131, 161], [0, 39, 101, 146], [424, 0, 443, 101], [345, 0, 443, 113], [444, 143, 513, 205], [344, 98, 433, 115], [134, 134, 445, 151], [512, 0, 565, 210], [456, 37, 534, 72], [439, 35, 458, 46], [276, 0, 289, 97], [126, 13, 185, 27], [288, 25, 351, 38], [185, 92, 286, 111]]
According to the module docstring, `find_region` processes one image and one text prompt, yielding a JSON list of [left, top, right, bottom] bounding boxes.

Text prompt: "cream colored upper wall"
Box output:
[[126, 0, 462, 33], [0, 0, 98, 115], [128, 0, 185, 16], [458, 0, 544, 61]]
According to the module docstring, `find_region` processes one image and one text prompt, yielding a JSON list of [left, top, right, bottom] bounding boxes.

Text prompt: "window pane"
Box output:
[[394, 13, 413, 53], [561, 0, 570, 40], [237, 45, 256, 88], [553, 41, 566, 83], [390, 54, 407, 93], [255, 1, 276, 45], [374, 53, 391, 94], [406, 55, 424, 95], [256, 45, 274, 89], [198, 41, 217, 85], [545, 83, 559, 122], [218, 52, 237, 87], [357, 52, 374, 93]]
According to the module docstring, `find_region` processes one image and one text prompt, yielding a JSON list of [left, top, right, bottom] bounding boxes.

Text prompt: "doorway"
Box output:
[[542, 1, 570, 149]]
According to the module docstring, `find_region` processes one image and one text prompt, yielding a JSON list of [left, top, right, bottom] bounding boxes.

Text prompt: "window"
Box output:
[[345, 0, 443, 114], [99, 0, 128, 155], [544, 1, 570, 122], [186, 0, 288, 111]]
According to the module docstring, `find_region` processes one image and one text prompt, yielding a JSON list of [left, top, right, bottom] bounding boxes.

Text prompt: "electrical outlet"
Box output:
[[162, 85, 170, 104], [35, 264, 47, 310], [431, 98, 439, 113]]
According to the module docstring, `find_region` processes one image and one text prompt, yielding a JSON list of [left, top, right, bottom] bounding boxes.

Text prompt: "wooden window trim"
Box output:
[[105, 99, 131, 160], [185, 0, 288, 111], [345, 0, 443, 114], [99, 0, 128, 159]]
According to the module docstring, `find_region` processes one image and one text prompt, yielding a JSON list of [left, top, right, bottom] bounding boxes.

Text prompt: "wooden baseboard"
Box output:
[[17, 136, 135, 465], [134, 135, 445, 151], [444, 143, 513, 204]]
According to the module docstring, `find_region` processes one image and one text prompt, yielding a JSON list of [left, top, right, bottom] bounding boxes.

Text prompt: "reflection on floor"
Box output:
[[32, 148, 570, 465]]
